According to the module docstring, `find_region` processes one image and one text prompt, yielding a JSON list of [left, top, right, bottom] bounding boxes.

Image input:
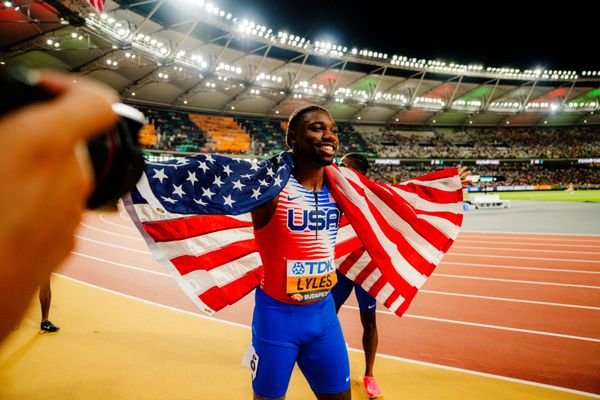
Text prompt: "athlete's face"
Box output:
[[291, 110, 339, 167]]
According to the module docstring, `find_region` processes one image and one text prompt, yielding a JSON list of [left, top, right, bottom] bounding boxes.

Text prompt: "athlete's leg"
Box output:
[[254, 395, 284, 400], [354, 286, 380, 396], [39, 279, 51, 321], [315, 389, 351, 400], [359, 311, 378, 377], [354, 285, 378, 377], [254, 392, 285, 400], [39, 278, 60, 332], [251, 288, 299, 399], [297, 301, 351, 399], [250, 339, 298, 399]]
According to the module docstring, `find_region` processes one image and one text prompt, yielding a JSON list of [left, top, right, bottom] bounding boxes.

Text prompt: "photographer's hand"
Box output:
[[0, 70, 118, 341]]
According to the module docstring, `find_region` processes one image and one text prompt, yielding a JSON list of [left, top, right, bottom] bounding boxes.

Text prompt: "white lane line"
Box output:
[[70, 252, 170, 277], [447, 252, 600, 264], [75, 235, 151, 254], [441, 261, 600, 275], [54, 274, 600, 399], [419, 289, 600, 311], [452, 245, 600, 255], [79, 221, 144, 241], [341, 304, 600, 343], [368, 351, 600, 400], [456, 239, 600, 249], [461, 231, 600, 240], [432, 273, 600, 289], [99, 213, 138, 231]]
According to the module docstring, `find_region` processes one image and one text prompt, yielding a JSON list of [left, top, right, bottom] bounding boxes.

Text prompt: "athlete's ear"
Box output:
[[287, 130, 297, 148]]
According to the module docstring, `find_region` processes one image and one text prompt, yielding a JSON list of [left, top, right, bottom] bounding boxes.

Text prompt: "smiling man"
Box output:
[[125, 104, 469, 400], [248, 105, 351, 399]]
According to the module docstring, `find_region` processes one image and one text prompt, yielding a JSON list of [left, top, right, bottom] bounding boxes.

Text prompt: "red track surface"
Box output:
[[58, 211, 600, 395]]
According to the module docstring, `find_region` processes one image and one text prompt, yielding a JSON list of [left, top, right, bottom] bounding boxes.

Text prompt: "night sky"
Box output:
[[215, 0, 597, 71]]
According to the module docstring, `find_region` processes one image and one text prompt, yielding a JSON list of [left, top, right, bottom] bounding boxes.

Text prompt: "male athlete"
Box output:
[[330, 153, 381, 398], [248, 105, 350, 399], [127, 104, 471, 400]]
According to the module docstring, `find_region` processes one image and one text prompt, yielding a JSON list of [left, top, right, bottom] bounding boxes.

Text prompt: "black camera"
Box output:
[[0, 65, 145, 209]]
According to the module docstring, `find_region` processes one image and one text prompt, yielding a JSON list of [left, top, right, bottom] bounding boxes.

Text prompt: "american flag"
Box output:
[[124, 151, 463, 316]]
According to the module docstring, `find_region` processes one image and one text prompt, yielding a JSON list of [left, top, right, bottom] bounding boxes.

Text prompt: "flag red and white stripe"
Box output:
[[328, 165, 463, 316]]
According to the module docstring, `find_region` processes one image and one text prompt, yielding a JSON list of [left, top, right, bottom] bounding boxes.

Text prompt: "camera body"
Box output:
[[0, 65, 145, 209]]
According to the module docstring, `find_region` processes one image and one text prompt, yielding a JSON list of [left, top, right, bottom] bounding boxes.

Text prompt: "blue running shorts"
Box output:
[[331, 270, 377, 312], [249, 287, 350, 398]]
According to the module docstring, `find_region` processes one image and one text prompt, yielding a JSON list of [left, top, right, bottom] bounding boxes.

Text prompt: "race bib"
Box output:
[[241, 344, 259, 380], [286, 258, 337, 303]]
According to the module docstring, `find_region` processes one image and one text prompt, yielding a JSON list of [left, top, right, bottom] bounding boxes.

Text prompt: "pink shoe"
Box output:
[[363, 376, 382, 398]]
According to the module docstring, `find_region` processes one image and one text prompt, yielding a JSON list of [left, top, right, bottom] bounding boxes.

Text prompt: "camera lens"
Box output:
[[86, 103, 146, 209]]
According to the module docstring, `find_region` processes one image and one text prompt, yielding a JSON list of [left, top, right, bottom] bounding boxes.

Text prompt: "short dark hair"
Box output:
[[285, 105, 330, 148], [340, 152, 370, 174]]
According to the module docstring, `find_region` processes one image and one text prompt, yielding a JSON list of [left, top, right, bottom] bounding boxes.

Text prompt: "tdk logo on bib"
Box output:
[[289, 259, 334, 276], [287, 208, 341, 232]]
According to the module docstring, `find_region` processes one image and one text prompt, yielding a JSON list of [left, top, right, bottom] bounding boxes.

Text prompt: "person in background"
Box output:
[[331, 153, 382, 398], [39, 279, 60, 333]]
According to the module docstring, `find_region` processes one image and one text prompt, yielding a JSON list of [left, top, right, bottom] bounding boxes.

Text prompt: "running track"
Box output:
[[57, 209, 600, 396]]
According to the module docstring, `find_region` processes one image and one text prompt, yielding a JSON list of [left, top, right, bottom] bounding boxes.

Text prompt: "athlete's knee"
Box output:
[[360, 312, 377, 333], [315, 388, 351, 400], [253, 393, 285, 400]]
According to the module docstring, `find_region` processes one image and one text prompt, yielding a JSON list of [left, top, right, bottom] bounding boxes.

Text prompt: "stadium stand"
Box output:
[[138, 106, 207, 152], [356, 126, 600, 159], [189, 114, 250, 154], [237, 116, 287, 156], [135, 106, 600, 188], [369, 162, 600, 187]]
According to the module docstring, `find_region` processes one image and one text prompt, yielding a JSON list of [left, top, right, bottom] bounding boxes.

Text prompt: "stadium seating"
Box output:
[[237, 116, 287, 156], [135, 106, 600, 187], [189, 114, 250, 154], [137, 106, 206, 152]]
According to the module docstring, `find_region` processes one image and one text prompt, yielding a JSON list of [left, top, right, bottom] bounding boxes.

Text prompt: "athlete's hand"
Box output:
[[457, 164, 472, 188]]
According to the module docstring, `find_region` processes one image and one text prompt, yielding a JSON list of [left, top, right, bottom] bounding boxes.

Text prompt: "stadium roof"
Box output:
[[1, 0, 599, 127]]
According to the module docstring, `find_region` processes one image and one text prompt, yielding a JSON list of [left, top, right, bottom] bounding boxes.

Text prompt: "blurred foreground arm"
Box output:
[[0, 71, 117, 341]]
